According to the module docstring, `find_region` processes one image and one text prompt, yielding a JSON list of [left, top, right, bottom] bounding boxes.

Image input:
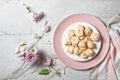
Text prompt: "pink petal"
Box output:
[[25, 52, 36, 63], [33, 12, 44, 22], [43, 57, 52, 66], [15, 46, 21, 54]]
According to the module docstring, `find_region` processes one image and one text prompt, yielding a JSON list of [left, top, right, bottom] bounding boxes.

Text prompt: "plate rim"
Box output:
[[53, 13, 110, 70]]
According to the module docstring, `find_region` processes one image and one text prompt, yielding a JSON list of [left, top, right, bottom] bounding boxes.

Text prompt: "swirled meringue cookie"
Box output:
[[64, 38, 72, 46], [84, 27, 92, 36], [77, 25, 85, 30], [73, 46, 80, 55], [71, 36, 79, 45], [91, 33, 100, 41], [75, 29, 84, 37], [68, 29, 75, 37], [78, 41, 87, 50], [78, 41, 87, 48], [80, 51, 88, 59], [67, 46, 74, 53], [84, 36, 91, 42], [86, 49, 94, 57], [87, 41, 96, 49]]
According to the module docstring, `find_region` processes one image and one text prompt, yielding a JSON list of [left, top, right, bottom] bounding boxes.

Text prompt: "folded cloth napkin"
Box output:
[[107, 14, 120, 80], [88, 14, 120, 80]]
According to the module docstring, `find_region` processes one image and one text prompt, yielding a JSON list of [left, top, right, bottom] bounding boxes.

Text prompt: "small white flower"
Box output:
[[42, 21, 51, 33], [15, 42, 27, 54], [19, 46, 27, 53], [42, 25, 50, 33]]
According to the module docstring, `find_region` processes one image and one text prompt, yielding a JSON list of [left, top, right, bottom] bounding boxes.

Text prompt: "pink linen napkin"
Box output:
[[107, 14, 120, 80]]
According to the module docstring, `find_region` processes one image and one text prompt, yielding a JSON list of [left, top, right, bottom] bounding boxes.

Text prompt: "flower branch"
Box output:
[[23, 3, 44, 23]]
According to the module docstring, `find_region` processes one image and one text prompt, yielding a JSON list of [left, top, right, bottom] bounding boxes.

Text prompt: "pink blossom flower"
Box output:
[[43, 57, 52, 66], [15, 46, 21, 54], [33, 12, 44, 22], [25, 52, 36, 63]]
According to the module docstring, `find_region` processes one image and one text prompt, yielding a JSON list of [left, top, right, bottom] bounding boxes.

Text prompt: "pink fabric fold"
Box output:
[[105, 52, 117, 80]]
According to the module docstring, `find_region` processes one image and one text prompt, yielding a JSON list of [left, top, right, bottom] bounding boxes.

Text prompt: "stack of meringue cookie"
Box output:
[[64, 24, 100, 59]]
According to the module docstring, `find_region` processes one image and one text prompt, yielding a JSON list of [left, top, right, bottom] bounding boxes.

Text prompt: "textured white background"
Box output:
[[0, 0, 120, 80]]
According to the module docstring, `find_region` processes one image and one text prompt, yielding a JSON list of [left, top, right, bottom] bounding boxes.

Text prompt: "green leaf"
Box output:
[[39, 69, 50, 75], [26, 7, 31, 13], [31, 48, 35, 52], [20, 43, 27, 46]]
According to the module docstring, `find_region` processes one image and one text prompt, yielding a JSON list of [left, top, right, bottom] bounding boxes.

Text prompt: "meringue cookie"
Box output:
[[78, 40, 87, 48], [84, 36, 91, 42], [73, 47, 80, 55], [78, 41, 87, 51], [80, 51, 88, 59], [91, 33, 100, 41], [67, 46, 74, 53], [64, 38, 72, 46], [71, 36, 79, 45], [84, 27, 92, 36], [77, 25, 85, 30], [68, 29, 75, 37], [87, 41, 96, 49], [75, 29, 84, 37], [86, 49, 94, 57]]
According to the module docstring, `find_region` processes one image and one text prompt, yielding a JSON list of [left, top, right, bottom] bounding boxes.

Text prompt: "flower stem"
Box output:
[[31, 10, 35, 14], [48, 66, 52, 72], [50, 66, 61, 77], [23, 3, 35, 14], [50, 66, 58, 72], [45, 20, 48, 25]]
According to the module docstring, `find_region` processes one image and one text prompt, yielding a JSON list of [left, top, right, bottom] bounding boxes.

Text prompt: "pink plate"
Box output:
[[53, 13, 110, 70]]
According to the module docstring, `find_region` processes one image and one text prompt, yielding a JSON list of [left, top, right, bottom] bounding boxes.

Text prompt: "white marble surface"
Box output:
[[0, 0, 120, 80]]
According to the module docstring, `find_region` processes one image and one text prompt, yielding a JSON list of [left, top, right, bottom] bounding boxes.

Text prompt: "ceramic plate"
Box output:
[[53, 13, 109, 70]]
